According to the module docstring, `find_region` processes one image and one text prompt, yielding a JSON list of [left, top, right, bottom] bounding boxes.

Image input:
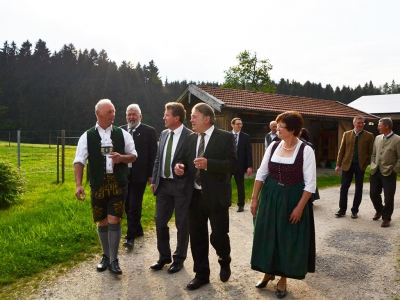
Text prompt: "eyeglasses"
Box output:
[[234, 123, 243, 126], [277, 124, 286, 129]]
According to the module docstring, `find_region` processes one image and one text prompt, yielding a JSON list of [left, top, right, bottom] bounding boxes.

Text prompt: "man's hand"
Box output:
[[334, 165, 341, 175], [246, 167, 253, 177], [150, 183, 155, 194], [174, 163, 185, 176], [109, 152, 123, 164], [75, 186, 86, 201], [194, 157, 207, 170]]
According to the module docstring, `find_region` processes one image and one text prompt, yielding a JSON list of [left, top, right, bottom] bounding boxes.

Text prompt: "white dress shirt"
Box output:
[[73, 123, 137, 173], [255, 139, 316, 193], [194, 125, 215, 189], [161, 123, 184, 179]]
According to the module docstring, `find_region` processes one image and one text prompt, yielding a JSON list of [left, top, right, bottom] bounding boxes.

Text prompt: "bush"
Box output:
[[0, 160, 25, 208]]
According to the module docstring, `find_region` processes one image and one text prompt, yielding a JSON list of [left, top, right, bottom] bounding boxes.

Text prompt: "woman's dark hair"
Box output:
[[300, 128, 310, 141], [276, 111, 303, 136]]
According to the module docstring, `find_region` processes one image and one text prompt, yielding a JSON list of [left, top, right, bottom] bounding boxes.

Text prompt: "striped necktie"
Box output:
[[195, 133, 205, 186], [234, 133, 238, 148]]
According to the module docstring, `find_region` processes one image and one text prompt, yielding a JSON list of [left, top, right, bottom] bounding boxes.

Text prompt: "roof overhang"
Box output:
[[175, 84, 225, 112]]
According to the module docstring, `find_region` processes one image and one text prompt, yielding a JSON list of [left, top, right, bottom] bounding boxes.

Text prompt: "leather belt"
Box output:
[[161, 177, 174, 182]]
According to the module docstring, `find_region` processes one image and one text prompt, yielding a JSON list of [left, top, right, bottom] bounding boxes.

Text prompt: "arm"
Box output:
[[246, 134, 253, 176], [335, 132, 346, 174], [394, 137, 400, 173], [74, 163, 86, 201], [204, 133, 237, 173], [371, 138, 377, 164], [250, 180, 263, 217], [289, 190, 312, 224], [147, 128, 158, 184], [151, 132, 163, 194], [109, 152, 136, 164], [290, 145, 316, 223], [117, 129, 138, 164]]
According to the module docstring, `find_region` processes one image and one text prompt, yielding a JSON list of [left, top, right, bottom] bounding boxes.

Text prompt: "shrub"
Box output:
[[0, 160, 25, 208]]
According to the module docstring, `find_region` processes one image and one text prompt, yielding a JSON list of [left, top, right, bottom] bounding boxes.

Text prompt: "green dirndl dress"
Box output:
[[251, 143, 315, 280]]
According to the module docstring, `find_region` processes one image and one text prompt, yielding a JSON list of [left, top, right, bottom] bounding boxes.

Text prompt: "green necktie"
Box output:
[[164, 131, 174, 178]]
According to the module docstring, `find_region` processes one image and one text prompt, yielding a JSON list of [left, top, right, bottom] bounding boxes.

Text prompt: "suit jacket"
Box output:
[[121, 123, 157, 183], [234, 131, 253, 174], [176, 127, 237, 211], [265, 132, 280, 149], [152, 125, 192, 195], [336, 130, 374, 172], [370, 133, 400, 176]]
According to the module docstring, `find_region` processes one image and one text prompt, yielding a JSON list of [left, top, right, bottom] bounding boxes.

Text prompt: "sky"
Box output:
[[1, 0, 399, 89]]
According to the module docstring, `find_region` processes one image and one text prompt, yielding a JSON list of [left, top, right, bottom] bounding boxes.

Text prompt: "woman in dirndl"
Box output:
[[250, 111, 316, 299]]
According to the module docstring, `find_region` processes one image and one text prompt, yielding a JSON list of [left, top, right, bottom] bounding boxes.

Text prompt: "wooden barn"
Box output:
[[175, 85, 378, 170]]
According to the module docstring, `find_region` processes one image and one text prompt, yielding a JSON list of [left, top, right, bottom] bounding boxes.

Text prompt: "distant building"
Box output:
[[348, 94, 400, 133]]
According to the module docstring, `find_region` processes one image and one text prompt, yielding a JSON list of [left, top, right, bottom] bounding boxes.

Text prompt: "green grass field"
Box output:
[[0, 141, 370, 297]]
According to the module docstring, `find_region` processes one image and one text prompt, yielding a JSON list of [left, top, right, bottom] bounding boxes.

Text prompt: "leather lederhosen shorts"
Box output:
[[90, 174, 128, 222]]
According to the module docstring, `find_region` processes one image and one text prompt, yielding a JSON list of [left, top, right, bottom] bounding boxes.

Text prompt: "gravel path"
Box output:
[[29, 182, 400, 300]]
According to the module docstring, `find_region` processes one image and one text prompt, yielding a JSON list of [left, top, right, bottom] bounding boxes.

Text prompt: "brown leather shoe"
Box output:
[[373, 212, 382, 221], [381, 219, 390, 227]]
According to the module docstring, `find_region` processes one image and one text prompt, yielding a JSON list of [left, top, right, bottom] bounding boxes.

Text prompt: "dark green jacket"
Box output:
[[87, 126, 129, 187]]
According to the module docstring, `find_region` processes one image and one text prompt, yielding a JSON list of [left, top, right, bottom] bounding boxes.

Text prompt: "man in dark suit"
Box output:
[[120, 104, 157, 248], [230, 117, 253, 212], [174, 103, 237, 290], [265, 120, 280, 149], [149, 102, 192, 273]]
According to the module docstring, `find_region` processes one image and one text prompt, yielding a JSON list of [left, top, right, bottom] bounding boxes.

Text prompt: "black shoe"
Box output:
[[218, 256, 231, 282], [123, 238, 134, 249], [150, 259, 172, 270], [276, 281, 287, 299], [108, 259, 122, 274], [351, 213, 358, 219], [167, 262, 184, 273], [186, 278, 210, 290], [97, 254, 110, 272], [335, 211, 345, 217], [237, 206, 244, 212], [134, 232, 144, 238], [255, 274, 275, 289], [373, 212, 382, 221]]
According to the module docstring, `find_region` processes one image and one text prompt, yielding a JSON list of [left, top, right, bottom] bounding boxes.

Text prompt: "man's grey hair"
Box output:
[[379, 117, 393, 130], [126, 104, 142, 114], [353, 115, 365, 122], [193, 103, 216, 125], [95, 99, 113, 113]]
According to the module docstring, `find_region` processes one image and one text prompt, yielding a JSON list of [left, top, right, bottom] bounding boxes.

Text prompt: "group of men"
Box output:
[[73, 99, 255, 290], [335, 116, 400, 228], [73, 99, 400, 290]]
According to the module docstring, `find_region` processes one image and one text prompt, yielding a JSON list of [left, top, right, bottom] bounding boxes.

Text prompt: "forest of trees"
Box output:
[[0, 40, 399, 137]]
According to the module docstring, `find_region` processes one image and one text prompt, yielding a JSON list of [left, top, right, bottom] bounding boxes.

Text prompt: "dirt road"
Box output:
[[31, 183, 400, 300]]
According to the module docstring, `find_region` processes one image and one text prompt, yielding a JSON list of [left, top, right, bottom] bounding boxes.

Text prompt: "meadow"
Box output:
[[0, 141, 350, 297]]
